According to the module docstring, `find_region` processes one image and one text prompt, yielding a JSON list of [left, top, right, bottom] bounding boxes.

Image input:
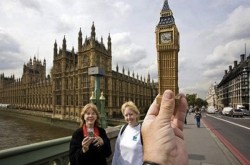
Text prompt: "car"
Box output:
[[241, 109, 250, 116], [206, 107, 216, 114], [222, 107, 233, 115], [229, 109, 243, 117]]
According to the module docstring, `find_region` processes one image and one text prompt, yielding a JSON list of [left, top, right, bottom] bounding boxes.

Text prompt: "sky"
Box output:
[[1, 0, 250, 99]]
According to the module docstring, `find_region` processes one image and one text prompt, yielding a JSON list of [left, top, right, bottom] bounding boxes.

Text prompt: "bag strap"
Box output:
[[120, 123, 128, 136], [120, 123, 143, 145]]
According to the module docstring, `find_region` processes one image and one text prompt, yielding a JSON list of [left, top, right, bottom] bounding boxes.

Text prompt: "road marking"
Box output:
[[203, 119, 250, 165], [206, 114, 250, 130]]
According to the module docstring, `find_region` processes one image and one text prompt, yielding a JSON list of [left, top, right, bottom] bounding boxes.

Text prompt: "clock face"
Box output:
[[160, 32, 172, 44]]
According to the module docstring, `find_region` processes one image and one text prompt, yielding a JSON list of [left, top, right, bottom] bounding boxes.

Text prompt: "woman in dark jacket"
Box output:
[[69, 103, 112, 165]]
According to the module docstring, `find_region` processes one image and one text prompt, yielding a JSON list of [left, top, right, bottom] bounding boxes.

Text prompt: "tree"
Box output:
[[196, 98, 204, 108], [186, 94, 196, 107], [186, 94, 208, 108]]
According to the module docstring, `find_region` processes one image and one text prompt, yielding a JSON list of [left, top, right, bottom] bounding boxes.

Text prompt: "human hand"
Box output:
[[82, 137, 94, 152], [93, 136, 104, 147], [142, 90, 188, 165]]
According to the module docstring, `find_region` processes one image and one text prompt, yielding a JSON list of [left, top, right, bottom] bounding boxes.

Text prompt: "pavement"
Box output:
[[184, 113, 241, 165]]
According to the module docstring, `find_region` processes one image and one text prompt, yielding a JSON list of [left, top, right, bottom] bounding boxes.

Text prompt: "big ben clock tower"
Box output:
[[156, 0, 179, 101]]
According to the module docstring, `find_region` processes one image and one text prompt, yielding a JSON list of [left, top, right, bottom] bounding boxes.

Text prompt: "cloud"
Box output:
[[179, 4, 250, 98], [18, 0, 41, 12], [0, 30, 20, 53], [55, 15, 75, 33], [112, 32, 147, 66], [1, 0, 250, 100], [0, 29, 24, 70], [110, 31, 157, 80], [111, 1, 132, 17], [204, 6, 250, 44], [205, 40, 249, 66], [222, 6, 250, 39], [201, 6, 250, 83]]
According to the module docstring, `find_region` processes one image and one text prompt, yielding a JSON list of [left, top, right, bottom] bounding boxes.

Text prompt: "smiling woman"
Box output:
[[112, 101, 143, 165], [69, 103, 112, 165]]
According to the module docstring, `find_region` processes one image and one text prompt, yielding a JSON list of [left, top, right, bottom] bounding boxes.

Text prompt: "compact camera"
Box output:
[[88, 131, 94, 137]]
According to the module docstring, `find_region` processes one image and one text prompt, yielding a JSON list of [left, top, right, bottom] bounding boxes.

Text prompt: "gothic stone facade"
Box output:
[[0, 23, 157, 122]]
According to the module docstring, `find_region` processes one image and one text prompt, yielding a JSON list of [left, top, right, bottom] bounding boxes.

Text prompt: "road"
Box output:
[[202, 113, 250, 165]]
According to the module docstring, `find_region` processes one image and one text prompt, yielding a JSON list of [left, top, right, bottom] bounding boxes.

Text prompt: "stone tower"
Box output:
[[21, 56, 46, 84], [155, 0, 179, 99]]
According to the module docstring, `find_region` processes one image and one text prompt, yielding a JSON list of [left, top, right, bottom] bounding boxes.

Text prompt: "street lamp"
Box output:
[[100, 91, 107, 128], [88, 66, 107, 128]]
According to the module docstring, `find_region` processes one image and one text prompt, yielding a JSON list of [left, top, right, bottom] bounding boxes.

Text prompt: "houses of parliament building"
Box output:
[[0, 23, 158, 121], [0, 0, 179, 123]]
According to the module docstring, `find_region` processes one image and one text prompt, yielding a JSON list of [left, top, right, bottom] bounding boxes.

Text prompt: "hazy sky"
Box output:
[[1, 0, 250, 99]]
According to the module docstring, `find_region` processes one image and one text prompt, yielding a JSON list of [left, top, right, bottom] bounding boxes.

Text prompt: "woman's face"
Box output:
[[123, 107, 138, 126], [84, 108, 97, 127]]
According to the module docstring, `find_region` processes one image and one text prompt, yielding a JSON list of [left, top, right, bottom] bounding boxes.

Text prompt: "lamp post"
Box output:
[[88, 66, 107, 128], [100, 92, 107, 128]]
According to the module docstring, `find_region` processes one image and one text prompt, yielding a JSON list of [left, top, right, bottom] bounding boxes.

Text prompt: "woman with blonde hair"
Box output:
[[69, 103, 111, 165], [112, 101, 143, 165]]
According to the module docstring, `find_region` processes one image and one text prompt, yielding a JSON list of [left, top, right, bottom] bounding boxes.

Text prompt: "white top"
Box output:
[[112, 124, 143, 165]]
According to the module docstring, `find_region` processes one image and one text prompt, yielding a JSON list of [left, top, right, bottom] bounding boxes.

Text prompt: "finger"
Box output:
[[93, 142, 99, 146], [93, 138, 100, 146], [172, 93, 188, 130], [144, 95, 160, 120], [92, 139, 98, 144], [158, 90, 175, 121], [87, 139, 94, 145], [82, 137, 89, 143]]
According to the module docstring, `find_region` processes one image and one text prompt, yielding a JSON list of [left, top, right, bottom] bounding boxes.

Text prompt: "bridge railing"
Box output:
[[0, 127, 120, 165]]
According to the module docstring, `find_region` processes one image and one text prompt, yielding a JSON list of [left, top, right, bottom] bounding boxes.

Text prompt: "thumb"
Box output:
[[157, 90, 175, 121]]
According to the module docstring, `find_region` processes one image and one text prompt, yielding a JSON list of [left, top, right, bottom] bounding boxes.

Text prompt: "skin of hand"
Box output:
[[82, 137, 94, 151], [93, 136, 104, 147], [142, 90, 188, 165]]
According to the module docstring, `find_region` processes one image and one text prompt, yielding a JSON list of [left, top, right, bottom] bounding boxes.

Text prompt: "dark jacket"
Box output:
[[194, 112, 202, 119], [69, 126, 112, 165]]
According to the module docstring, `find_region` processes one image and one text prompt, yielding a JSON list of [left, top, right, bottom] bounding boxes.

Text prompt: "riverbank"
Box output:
[[0, 108, 79, 131]]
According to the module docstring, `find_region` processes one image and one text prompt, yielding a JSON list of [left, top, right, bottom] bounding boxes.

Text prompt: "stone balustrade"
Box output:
[[0, 126, 120, 165]]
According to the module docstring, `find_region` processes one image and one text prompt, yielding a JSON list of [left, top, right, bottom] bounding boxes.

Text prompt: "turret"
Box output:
[[160, 0, 173, 18], [54, 40, 57, 58], [116, 64, 119, 72], [101, 36, 103, 45], [85, 36, 88, 45], [147, 73, 150, 84], [108, 33, 112, 55], [43, 59, 46, 67], [78, 28, 82, 52], [91, 22, 96, 40], [62, 35, 67, 51], [72, 47, 75, 66], [29, 57, 32, 66]]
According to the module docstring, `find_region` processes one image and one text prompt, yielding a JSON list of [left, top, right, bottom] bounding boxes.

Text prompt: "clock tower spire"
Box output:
[[156, 0, 180, 101]]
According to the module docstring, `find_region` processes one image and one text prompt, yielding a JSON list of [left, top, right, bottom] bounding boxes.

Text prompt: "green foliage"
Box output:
[[186, 94, 208, 108]]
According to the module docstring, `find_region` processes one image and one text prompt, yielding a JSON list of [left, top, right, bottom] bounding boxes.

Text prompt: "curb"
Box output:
[[202, 118, 242, 165]]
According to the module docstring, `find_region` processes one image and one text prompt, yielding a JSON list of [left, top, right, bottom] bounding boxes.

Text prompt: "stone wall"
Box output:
[[0, 107, 121, 165]]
